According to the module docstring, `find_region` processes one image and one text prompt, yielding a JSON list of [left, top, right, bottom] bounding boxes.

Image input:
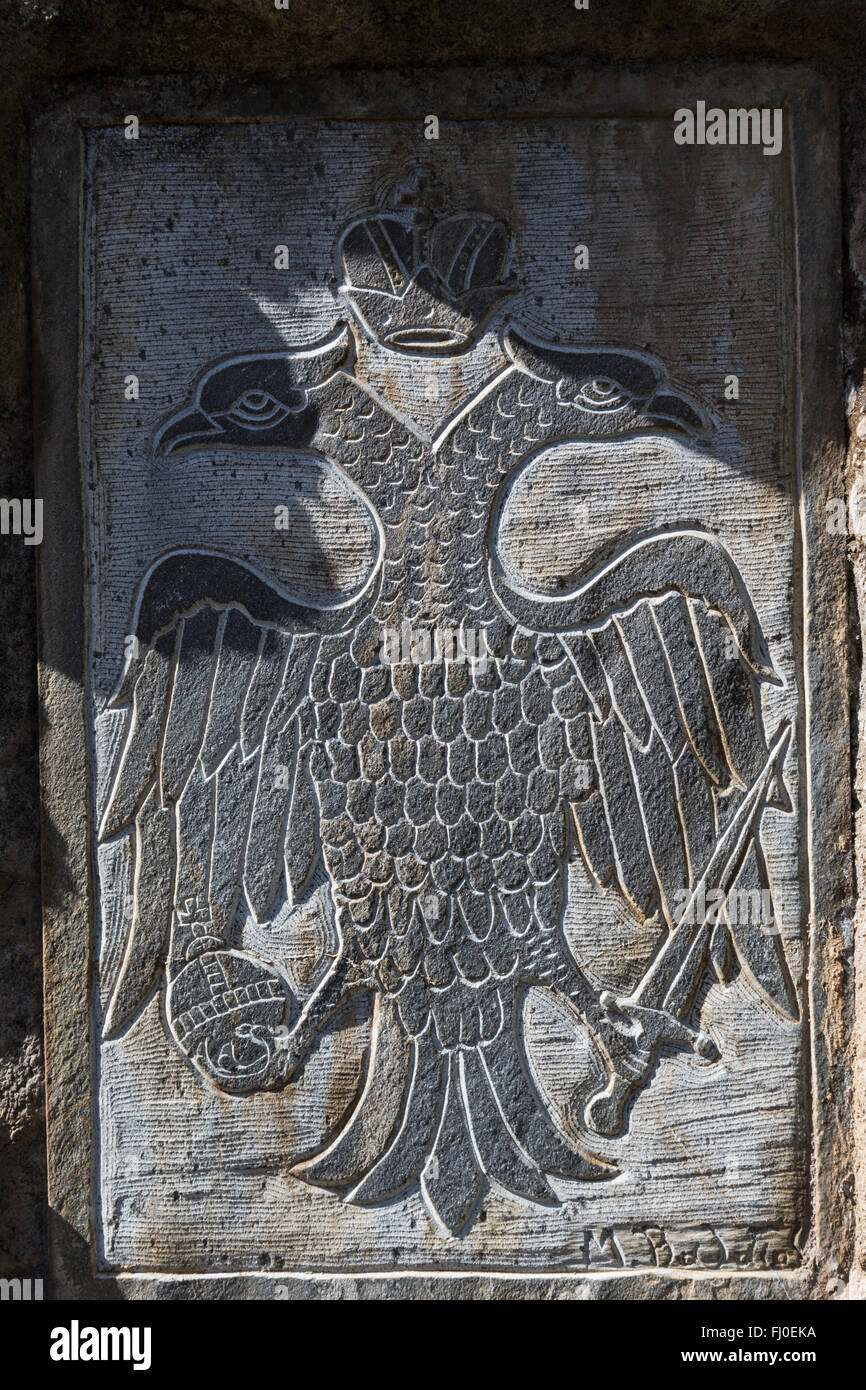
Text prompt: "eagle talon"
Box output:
[[569, 995, 656, 1139], [694, 1029, 721, 1062], [579, 990, 720, 1137], [599, 988, 715, 1057]]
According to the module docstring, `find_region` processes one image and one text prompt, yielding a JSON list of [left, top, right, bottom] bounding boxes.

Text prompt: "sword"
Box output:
[[581, 721, 792, 1137]]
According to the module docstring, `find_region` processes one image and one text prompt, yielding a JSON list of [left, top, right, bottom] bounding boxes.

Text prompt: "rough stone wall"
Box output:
[[842, 76, 866, 1303], [1, 0, 864, 1293]]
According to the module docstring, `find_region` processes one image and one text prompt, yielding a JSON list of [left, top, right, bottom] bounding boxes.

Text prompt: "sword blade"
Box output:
[[630, 721, 791, 1016]]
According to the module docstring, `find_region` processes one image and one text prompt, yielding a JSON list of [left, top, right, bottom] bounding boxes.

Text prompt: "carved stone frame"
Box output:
[[33, 61, 849, 1299]]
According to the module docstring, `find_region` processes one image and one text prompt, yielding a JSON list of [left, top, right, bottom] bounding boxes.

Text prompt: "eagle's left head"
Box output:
[[152, 326, 353, 456]]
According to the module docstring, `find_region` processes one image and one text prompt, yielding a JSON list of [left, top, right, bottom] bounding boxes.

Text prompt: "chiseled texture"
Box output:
[[1, 0, 864, 1296], [99, 315, 795, 1245]]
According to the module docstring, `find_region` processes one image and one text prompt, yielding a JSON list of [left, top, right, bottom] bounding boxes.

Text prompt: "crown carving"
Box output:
[[337, 208, 515, 355]]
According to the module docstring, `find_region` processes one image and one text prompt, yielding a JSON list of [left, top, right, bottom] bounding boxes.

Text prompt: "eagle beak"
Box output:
[[644, 387, 712, 436], [644, 389, 711, 436], [152, 405, 224, 457]]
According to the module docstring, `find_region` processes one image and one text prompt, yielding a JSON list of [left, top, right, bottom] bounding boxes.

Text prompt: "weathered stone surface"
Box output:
[[27, 59, 854, 1298], [0, 0, 860, 1306]]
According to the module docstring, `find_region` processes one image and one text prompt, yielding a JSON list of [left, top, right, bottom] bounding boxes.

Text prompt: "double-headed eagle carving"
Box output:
[[100, 204, 797, 1235]]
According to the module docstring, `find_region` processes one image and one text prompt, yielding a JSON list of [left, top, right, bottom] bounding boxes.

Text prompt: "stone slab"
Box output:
[[32, 62, 849, 1297]]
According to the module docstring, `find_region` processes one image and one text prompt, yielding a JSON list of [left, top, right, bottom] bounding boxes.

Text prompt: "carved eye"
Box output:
[[572, 377, 630, 412], [224, 390, 293, 429]]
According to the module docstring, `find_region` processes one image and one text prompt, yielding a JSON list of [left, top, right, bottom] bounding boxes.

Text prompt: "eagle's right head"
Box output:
[[502, 328, 713, 439]]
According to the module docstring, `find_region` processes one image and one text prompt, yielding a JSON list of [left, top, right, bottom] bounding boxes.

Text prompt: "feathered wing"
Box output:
[[99, 550, 375, 1044], [491, 528, 799, 1022]]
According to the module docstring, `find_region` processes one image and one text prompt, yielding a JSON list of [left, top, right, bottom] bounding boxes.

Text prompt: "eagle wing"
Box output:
[[99, 549, 378, 1040], [490, 528, 799, 1021]]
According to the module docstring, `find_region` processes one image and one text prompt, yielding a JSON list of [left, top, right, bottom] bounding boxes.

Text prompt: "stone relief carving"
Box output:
[[98, 203, 798, 1239]]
